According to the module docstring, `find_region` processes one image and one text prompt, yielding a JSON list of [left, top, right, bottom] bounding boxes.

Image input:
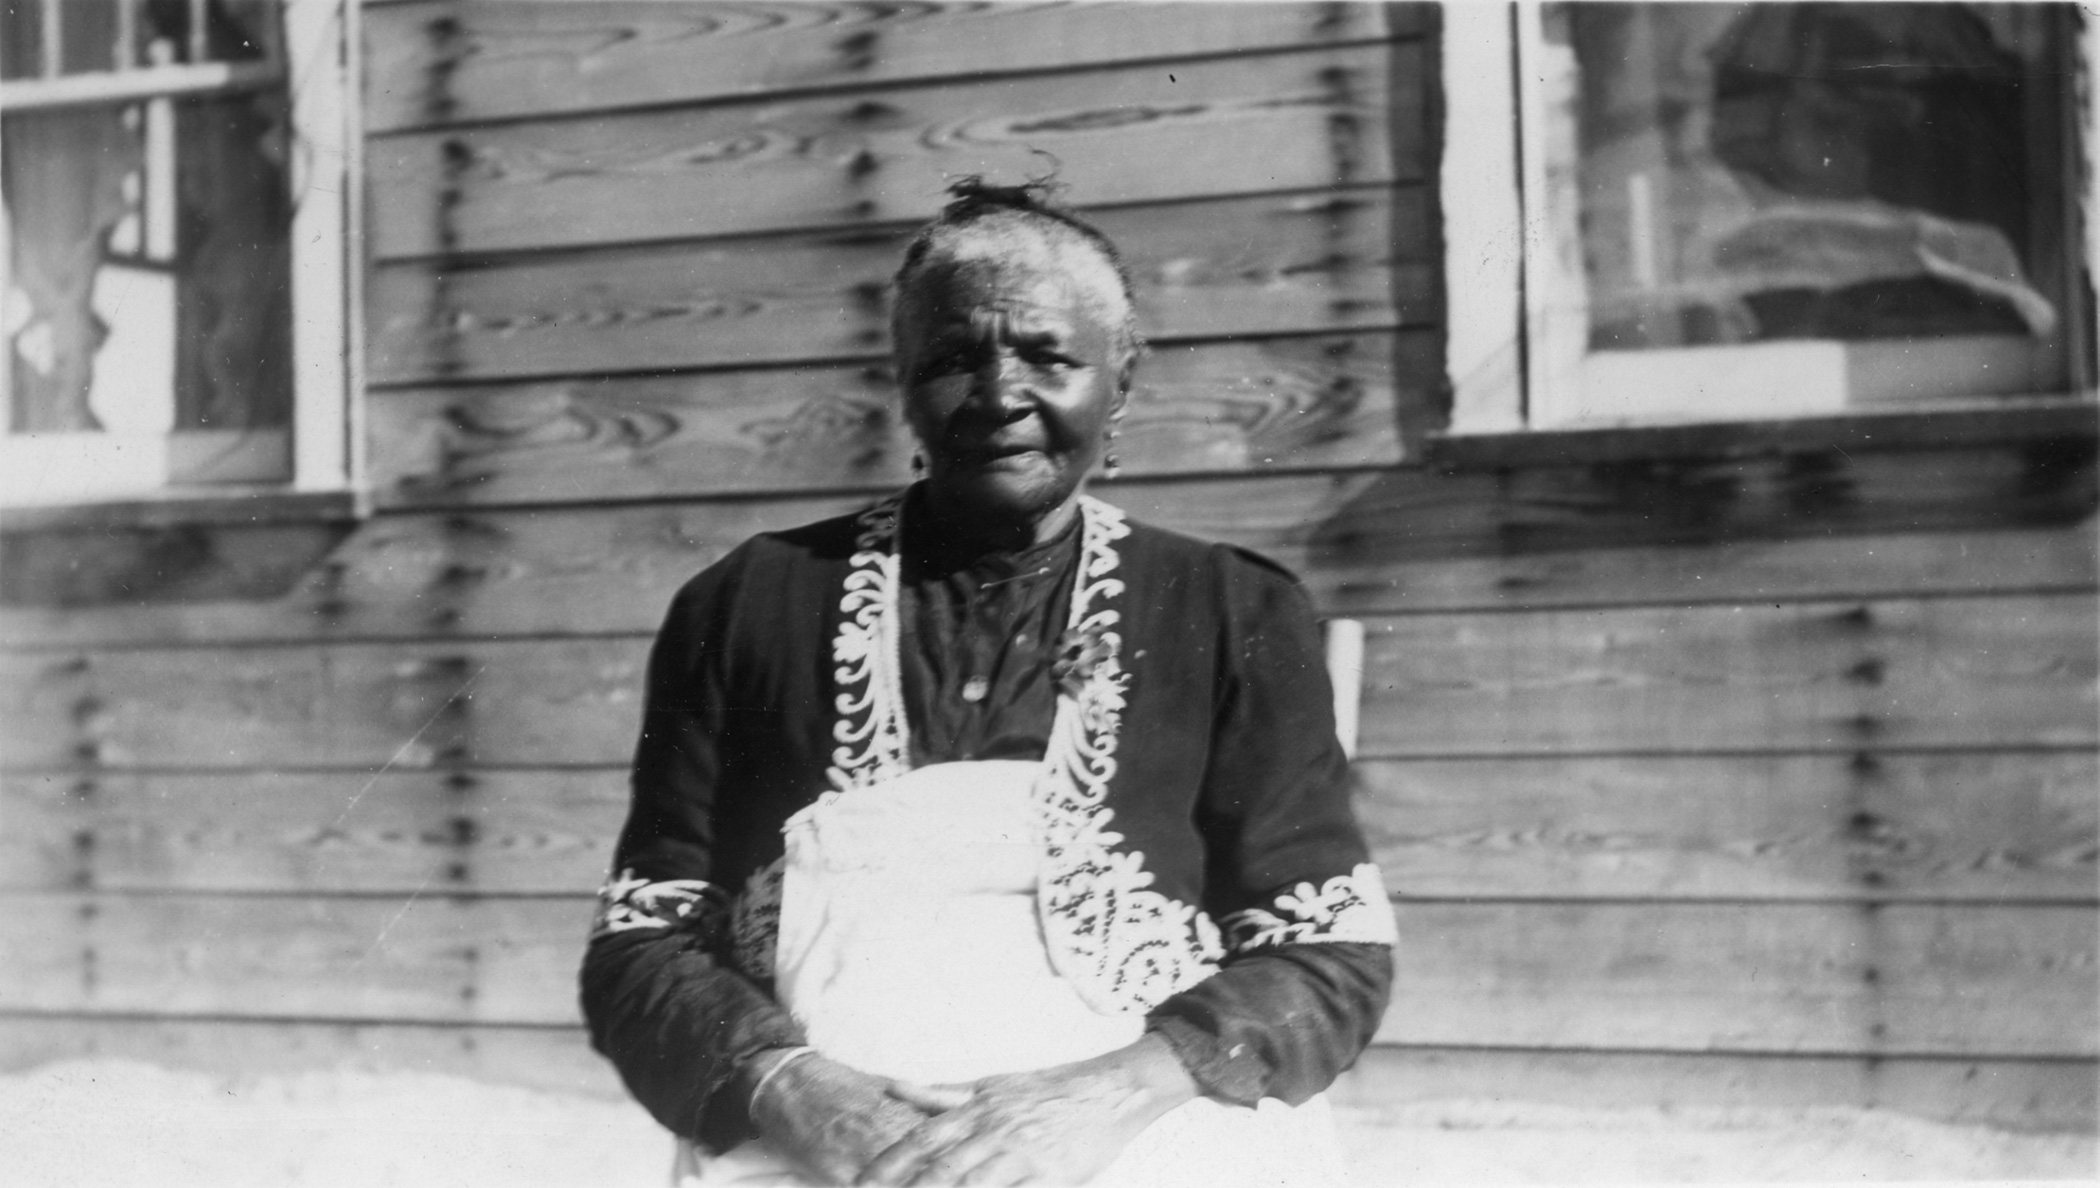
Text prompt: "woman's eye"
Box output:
[[916, 350, 971, 378]]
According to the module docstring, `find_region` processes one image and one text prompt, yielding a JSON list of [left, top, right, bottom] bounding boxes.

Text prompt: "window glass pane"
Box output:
[[3, 86, 290, 438], [2, 103, 143, 432], [1568, 2, 2073, 377], [173, 86, 292, 431], [86, 262, 176, 433]]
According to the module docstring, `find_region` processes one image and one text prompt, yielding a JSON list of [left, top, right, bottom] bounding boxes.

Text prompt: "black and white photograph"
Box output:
[[1, 2, 2095, 1184]]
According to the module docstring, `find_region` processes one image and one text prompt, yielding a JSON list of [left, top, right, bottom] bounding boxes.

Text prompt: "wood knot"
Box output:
[[403, 655, 473, 682], [844, 99, 898, 123], [835, 30, 879, 69], [1843, 657, 1886, 686], [441, 515, 507, 542], [848, 281, 887, 312]]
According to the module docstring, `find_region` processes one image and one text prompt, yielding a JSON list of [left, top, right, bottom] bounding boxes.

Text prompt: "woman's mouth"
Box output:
[[952, 441, 1047, 465]]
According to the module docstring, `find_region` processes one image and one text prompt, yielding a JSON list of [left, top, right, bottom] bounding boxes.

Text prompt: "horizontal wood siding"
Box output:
[[366, 190, 1428, 389], [362, 3, 1414, 133], [4, 893, 2090, 1057], [367, 330, 1430, 506], [5, 592, 2096, 771], [0, 0, 2091, 1140], [5, 447, 2090, 650], [3, 484, 2092, 1124], [1360, 595, 2097, 755], [366, 42, 1420, 258], [1359, 752, 2100, 903], [4, 486, 2092, 1082], [8, 752, 2090, 902]]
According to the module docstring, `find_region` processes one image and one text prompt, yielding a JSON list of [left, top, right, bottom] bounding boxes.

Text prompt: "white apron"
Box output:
[[674, 760, 1350, 1187]]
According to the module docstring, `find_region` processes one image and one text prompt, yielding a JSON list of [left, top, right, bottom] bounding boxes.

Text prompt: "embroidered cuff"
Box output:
[[591, 868, 728, 942], [1220, 862, 1397, 952]]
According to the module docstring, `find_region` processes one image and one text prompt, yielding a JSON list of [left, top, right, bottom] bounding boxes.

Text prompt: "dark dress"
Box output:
[[580, 488, 1395, 1154]]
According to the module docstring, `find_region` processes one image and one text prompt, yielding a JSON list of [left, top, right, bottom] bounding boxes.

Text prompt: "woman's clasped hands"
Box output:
[[751, 1035, 1197, 1187]]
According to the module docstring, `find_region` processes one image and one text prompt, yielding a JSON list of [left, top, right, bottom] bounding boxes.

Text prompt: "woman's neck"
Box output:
[[916, 483, 1083, 556]]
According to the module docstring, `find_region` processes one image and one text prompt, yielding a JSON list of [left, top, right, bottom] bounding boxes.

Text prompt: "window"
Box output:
[[1, 0, 355, 507], [1443, 2, 2095, 435]]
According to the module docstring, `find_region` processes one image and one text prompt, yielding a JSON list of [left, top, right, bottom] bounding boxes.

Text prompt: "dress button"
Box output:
[[961, 676, 990, 703]]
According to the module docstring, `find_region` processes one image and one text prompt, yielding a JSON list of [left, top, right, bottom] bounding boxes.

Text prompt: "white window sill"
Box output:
[[1430, 395, 2096, 470], [0, 485, 367, 534]]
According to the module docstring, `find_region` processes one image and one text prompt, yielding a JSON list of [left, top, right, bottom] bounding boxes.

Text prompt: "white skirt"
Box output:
[[677, 760, 1349, 1187]]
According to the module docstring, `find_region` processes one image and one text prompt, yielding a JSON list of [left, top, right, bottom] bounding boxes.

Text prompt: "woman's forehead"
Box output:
[[903, 222, 1128, 320]]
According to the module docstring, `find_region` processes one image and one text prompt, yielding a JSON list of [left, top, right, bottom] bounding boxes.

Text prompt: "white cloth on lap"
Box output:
[[677, 760, 1349, 1187]]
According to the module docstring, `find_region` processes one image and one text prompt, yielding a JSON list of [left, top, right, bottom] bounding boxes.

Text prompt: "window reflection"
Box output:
[[1570, 2, 2072, 378]]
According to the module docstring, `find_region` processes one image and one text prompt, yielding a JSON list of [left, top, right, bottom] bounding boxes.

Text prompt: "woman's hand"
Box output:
[[748, 1051, 940, 1185], [853, 1033, 1198, 1186]]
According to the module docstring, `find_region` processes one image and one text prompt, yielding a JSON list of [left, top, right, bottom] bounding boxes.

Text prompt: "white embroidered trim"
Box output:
[[820, 491, 1223, 1015], [590, 867, 727, 941], [826, 495, 911, 792], [1220, 862, 1398, 951], [1031, 498, 1224, 1015]]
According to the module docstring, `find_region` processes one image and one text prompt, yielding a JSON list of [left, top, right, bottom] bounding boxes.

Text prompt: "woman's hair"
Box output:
[[890, 177, 1142, 361]]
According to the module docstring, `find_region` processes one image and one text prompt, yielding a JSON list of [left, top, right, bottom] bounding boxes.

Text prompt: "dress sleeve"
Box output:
[[1144, 546, 1396, 1106], [578, 555, 807, 1153]]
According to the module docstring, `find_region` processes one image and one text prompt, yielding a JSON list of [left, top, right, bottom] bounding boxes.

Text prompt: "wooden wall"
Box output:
[[2, 0, 2096, 1139]]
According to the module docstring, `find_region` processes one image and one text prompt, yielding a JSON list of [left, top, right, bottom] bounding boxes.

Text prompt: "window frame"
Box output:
[[1437, 1, 2099, 446], [0, 0, 362, 511]]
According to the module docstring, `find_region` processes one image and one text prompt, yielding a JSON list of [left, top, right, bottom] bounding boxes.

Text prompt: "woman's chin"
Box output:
[[929, 459, 1079, 526]]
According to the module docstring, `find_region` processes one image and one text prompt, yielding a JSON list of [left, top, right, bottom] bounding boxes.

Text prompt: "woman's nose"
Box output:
[[968, 352, 1029, 413]]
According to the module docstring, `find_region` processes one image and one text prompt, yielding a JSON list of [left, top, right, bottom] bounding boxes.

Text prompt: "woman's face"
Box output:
[[893, 238, 1130, 530]]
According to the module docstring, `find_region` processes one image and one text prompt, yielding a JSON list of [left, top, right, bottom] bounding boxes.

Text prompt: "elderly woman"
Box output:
[[580, 181, 1395, 1187]]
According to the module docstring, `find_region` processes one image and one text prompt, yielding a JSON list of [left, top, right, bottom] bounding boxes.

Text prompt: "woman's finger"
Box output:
[[887, 1079, 975, 1112], [954, 1151, 1034, 1187], [901, 1131, 1011, 1188], [854, 1112, 980, 1187]]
